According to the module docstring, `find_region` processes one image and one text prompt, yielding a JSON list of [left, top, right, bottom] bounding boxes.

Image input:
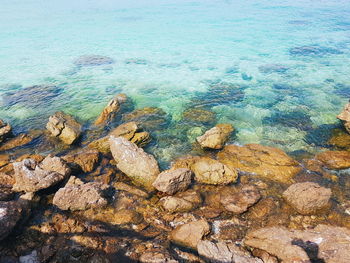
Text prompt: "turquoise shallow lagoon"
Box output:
[[1, 0, 350, 163]]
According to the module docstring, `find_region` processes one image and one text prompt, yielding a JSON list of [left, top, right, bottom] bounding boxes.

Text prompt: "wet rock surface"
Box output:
[[315, 150, 350, 170], [152, 168, 192, 194], [218, 144, 301, 183], [53, 182, 112, 211], [337, 102, 350, 133], [12, 155, 71, 192], [110, 136, 159, 191], [46, 111, 82, 145], [244, 225, 350, 263], [0, 133, 34, 152], [196, 124, 234, 149], [283, 182, 332, 215], [0, 119, 12, 143]]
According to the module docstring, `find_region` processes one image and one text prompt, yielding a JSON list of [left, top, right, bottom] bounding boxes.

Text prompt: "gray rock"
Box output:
[[12, 155, 71, 193], [0, 201, 23, 241], [152, 168, 192, 195], [46, 111, 82, 145], [110, 136, 159, 191], [53, 182, 112, 211]]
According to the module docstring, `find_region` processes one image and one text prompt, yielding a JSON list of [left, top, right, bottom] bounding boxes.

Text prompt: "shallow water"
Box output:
[[1, 0, 350, 162]]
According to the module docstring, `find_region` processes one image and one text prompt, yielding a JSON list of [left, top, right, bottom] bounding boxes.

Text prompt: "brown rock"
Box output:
[[196, 124, 234, 149], [84, 208, 143, 225], [122, 107, 167, 130], [169, 219, 210, 249], [12, 155, 71, 192], [152, 168, 192, 195], [315, 150, 350, 170], [244, 225, 350, 263], [53, 182, 111, 211], [0, 201, 23, 241], [282, 182, 331, 215], [192, 157, 238, 185], [110, 136, 159, 191], [328, 129, 350, 149], [218, 144, 301, 183], [0, 119, 12, 143], [89, 122, 150, 153], [160, 196, 195, 213], [0, 154, 10, 168], [337, 102, 350, 133], [0, 173, 15, 186], [46, 111, 82, 145], [220, 185, 261, 214], [94, 94, 127, 125], [63, 149, 99, 173], [113, 182, 149, 198], [0, 133, 33, 151], [197, 240, 263, 263], [139, 251, 179, 263], [183, 108, 216, 124]]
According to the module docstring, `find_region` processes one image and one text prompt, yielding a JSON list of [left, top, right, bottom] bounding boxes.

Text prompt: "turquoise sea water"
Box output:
[[1, 0, 350, 162]]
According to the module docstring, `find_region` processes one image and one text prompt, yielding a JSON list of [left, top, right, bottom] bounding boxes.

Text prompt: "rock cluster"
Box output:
[[46, 111, 82, 145]]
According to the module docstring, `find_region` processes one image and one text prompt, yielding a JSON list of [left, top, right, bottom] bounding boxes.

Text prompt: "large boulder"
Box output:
[[110, 136, 159, 191], [12, 155, 71, 192], [220, 185, 261, 214], [0, 119, 11, 143], [315, 150, 350, 170], [0, 201, 23, 241], [53, 182, 112, 211], [244, 225, 350, 263], [282, 182, 331, 215], [192, 157, 238, 185], [169, 219, 210, 249], [197, 240, 263, 263], [218, 144, 301, 183], [152, 168, 192, 195], [196, 124, 233, 149], [94, 94, 127, 126], [337, 102, 350, 133], [46, 112, 82, 145], [89, 122, 150, 153]]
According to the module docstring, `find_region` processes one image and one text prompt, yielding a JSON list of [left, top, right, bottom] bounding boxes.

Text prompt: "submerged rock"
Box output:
[[244, 225, 350, 263], [197, 240, 263, 263], [315, 150, 350, 169], [220, 185, 261, 214], [53, 182, 112, 211], [1, 85, 62, 107], [0, 119, 12, 143], [122, 107, 168, 130], [152, 168, 192, 195], [196, 124, 234, 149], [258, 64, 289, 74], [218, 144, 301, 183], [73, 55, 115, 66], [94, 93, 127, 126], [89, 121, 150, 153], [337, 102, 350, 134], [289, 45, 343, 56], [192, 157, 238, 185], [182, 108, 216, 124], [169, 219, 210, 249], [0, 201, 23, 241], [283, 182, 331, 215], [46, 111, 82, 145], [0, 133, 34, 151], [110, 136, 159, 191], [12, 155, 71, 192]]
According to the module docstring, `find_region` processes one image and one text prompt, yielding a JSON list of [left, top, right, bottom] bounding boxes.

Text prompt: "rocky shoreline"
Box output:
[[0, 96, 350, 263]]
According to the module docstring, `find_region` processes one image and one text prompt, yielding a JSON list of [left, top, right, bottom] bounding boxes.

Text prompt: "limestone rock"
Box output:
[[152, 168, 192, 195], [196, 124, 233, 149], [315, 150, 350, 170], [337, 102, 350, 133], [53, 182, 112, 211], [0, 201, 23, 241], [218, 144, 301, 183], [94, 94, 127, 125], [192, 157, 238, 185], [169, 219, 210, 249], [220, 185, 261, 214], [63, 149, 99, 173], [283, 182, 331, 215], [197, 240, 263, 263], [110, 136, 159, 191], [244, 225, 350, 263], [12, 155, 71, 192], [46, 111, 82, 145], [89, 122, 150, 153], [0, 119, 11, 143]]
